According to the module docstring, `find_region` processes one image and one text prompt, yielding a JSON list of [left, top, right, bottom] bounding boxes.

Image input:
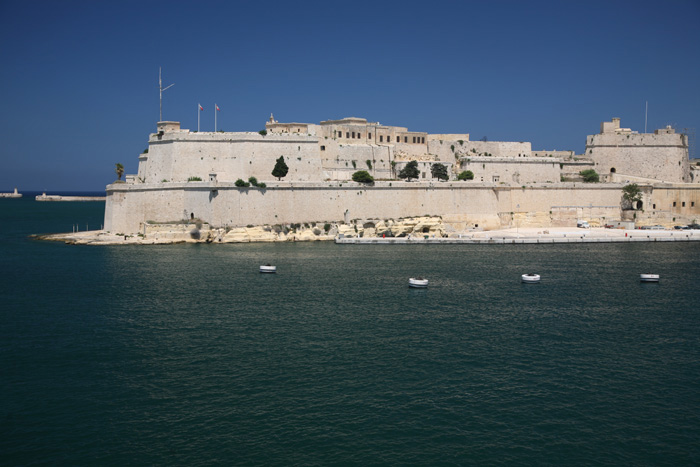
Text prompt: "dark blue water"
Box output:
[[2, 197, 700, 465]]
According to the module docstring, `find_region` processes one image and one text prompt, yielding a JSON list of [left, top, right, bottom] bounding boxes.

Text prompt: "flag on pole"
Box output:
[[216, 105, 220, 111], [199, 104, 204, 111]]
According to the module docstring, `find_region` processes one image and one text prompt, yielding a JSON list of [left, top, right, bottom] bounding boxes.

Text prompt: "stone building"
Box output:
[[587, 118, 690, 183]]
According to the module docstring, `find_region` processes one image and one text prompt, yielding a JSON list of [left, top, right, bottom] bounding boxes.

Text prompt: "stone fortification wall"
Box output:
[[586, 127, 690, 183], [532, 150, 576, 158], [459, 157, 562, 184], [320, 141, 394, 180], [428, 134, 470, 141], [137, 131, 322, 183], [645, 185, 700, 220], [428, 140, 532, 162], [105, 181, 635, 235]]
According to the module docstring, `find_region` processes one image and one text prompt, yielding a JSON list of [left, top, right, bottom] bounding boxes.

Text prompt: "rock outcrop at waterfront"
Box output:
[[38, 216, 448, 245]]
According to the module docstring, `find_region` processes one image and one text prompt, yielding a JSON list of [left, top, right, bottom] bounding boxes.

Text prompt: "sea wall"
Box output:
[[104, 181, 657, 234]]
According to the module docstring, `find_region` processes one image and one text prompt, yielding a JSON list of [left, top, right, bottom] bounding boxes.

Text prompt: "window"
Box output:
[[358, 133, 361, 138], [352, 132, 355, 138], [320, 145, 325, 151], [682, 202, 686, 207], [404, 136, 407, 143], [369, 133, 372, 139], [422, 137, 425, 143], [493, 176, 500, 182], [380, 135, 383, 142], [673, 202, 677, 207], [653, 204, 656, 209], [396, 136, 400, 143], [346, 132, 349, 138], [412, 137, 416, 143]]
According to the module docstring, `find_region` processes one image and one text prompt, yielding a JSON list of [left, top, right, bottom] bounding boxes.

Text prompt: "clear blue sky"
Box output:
[[1, 0, 698, 191]]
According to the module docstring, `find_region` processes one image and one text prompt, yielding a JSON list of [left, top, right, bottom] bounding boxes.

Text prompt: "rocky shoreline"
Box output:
[[35, 216, 700, 245]]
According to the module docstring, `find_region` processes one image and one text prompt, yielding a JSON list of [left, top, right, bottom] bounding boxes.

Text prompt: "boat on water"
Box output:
[[521, 273, 541, 283], [409, 277, 429, 288], [260, 264, 277, 273], [640, 273, 659, 282]]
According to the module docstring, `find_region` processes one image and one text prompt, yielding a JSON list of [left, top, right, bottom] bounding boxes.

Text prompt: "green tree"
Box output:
[[352, 170, 374, 184], [580, 169, 599, 183], [622, 183, 642, 210], [457, 170, 474, 181], [248, 176, 259, 187], [235, 178, 250, 187], [431, 163, 449, 181], [258, 129, 267, 136], [398, 161, 420, 181], [272, 156, 288, 181], [115, 163, 124, 181]]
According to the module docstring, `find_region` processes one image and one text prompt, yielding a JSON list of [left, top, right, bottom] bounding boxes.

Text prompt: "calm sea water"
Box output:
[[2, 196, 700, 465]]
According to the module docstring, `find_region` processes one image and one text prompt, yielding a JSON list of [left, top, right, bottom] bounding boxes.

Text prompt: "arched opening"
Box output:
[[636, 200, 643, 210], [610, 167, 616, 173], [190, 212, 195, 220]]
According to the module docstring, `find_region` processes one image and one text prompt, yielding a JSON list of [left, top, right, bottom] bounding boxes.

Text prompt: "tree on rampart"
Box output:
[[431, 163, 449, 181], [115, 163, 124, 181], [398, 161, 420, 181], [272, 156, 288, 181], [622, 183, 642, 210]]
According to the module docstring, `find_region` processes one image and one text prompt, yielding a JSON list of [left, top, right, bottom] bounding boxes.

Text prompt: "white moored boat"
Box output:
[[521, 273, 541, 283], [640, 273, 659, 282], [409, 277, 429, 288], [259, 264, 277, 273]]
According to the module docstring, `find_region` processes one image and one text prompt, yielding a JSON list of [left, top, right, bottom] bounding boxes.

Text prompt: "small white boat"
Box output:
[[409, 277, 429, 288], [640, 273, 659, 282], [259, 264, 277, 273], [521, 273, 541, 283]]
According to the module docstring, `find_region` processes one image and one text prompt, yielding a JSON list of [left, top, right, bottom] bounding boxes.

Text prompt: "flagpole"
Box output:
[[198, 103, 200, 132], [215, 103, 217, 132]]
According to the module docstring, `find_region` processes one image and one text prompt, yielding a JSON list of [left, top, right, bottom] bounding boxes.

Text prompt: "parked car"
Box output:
[[649, 225, 665, 230], [688, 224, 700, 230], [674, 225, 689, 230]]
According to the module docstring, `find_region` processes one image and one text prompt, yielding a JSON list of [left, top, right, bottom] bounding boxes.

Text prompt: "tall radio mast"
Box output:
[[158, 67, 175, 122]]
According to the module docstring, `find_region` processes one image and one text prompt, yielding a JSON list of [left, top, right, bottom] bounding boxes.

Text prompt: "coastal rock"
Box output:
[[337, 224, 360, 238]]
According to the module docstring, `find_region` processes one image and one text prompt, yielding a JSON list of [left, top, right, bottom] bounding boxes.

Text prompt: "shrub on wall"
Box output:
[[352, 170, 374, 184], [366, 160, 372, 170], [187, 176, 202, 182], [235, 178, 251, 187], [457, 170, 474, 181], [580, 169, 599, 183], [259, 130, 267, 136]]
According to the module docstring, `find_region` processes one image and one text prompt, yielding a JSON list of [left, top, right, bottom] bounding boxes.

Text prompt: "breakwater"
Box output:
[[36, 194, 106, 202]]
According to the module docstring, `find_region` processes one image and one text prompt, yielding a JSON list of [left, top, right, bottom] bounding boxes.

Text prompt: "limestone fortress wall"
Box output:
[[105, 116, 698, 234]]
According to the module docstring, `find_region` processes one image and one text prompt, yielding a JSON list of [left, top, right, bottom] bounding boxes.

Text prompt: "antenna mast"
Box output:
[[158, 67, 175, 122]]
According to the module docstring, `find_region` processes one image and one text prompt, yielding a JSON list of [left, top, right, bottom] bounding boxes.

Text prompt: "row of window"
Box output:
[[654, 201, 696, 209], [378, 135, 426, 144], [333, 129, 425, 144]]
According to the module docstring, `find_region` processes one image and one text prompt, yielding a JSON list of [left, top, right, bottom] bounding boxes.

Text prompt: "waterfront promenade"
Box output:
[[336, 227, 700, 244]]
